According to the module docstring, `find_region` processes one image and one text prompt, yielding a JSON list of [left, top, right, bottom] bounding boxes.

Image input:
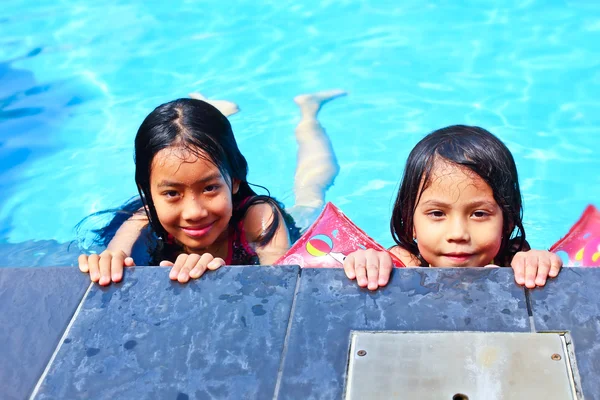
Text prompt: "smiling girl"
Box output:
[[79, 91, 345, 285], [343, 125, 562, 290]]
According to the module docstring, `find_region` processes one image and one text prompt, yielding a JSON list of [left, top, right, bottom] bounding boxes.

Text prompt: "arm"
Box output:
[[78, 213, 148, 286], [106, 213, 149, 255], [243, 202, 292, 265]]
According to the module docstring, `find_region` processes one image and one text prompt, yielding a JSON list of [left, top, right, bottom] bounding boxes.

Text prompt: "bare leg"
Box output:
[[287, 89, 346, 229], [189, 92, 240, 117]]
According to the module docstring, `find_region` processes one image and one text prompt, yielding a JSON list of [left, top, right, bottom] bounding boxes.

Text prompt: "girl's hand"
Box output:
[[78, 250, 135, 286], [511, 250, 562, 288], [343, 249, 393, 291], [160, 253, 225, 283]]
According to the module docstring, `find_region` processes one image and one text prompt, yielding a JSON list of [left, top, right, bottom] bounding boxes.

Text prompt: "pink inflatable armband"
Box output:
[[550, 204, 600, 267], [276, 202, 405, 268]]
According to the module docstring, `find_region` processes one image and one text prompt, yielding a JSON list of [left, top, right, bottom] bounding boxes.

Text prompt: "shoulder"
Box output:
[[241, 201, 287, 242], [389, 245, 421, 267]]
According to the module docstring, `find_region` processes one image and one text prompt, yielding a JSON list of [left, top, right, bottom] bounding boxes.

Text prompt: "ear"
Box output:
[[412, 226, 417, 240], [232, 179, 241, 194]]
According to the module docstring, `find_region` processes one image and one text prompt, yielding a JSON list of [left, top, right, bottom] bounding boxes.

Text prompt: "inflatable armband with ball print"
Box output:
[[550, 205, 600, 267], [276, 202, 405, 268]]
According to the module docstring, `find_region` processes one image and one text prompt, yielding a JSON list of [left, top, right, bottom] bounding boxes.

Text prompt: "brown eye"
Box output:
[[204, 184, 221, 193]]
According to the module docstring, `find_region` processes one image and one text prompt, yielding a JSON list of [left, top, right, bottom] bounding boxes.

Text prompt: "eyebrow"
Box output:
[[419, 199, 498, 208], [156, 173, 223, 188]]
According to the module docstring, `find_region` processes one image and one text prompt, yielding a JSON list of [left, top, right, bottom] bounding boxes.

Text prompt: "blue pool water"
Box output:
[[1, 1, 599, 264]]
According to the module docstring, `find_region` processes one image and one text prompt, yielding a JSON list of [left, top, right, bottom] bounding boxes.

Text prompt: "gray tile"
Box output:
[[276, 267, 530, 399], [0, 267, 90, 400], [529, 268, 600, 400], [34, 265, 299, 400]]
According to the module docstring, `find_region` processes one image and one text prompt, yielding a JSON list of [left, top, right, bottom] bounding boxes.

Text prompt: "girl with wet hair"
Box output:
[[78, 90, 345, 285], [343, 125, 562, 291]]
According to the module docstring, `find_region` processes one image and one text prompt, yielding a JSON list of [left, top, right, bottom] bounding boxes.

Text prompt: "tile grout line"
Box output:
[[524, 288, 537, 333], [29, 281, 94, 400], [272, 267, 303, 400]]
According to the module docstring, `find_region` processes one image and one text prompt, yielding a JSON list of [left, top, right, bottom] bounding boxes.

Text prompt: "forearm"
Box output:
[[106, 215, 149, 256]]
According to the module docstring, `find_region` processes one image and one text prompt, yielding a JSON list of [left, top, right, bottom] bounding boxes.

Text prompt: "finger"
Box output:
[[178, 254, 202, 283], [549, 254, 562, 278], [160, 260, 174, 267], [78, 254, 90, 273], [511, 254, 525, 285], [524, 254, 538, 289], [365, 250, 380, 291], [207, 257, 225, 271], [377, 252, 393, 287], [87, 254, 100, 282], [98, 252, 112, 286], [534, 256, 552, 287], [124, 257, 136, 267], [111, 253, 125, 283], [343, 254, 357, 280], [354, 254, 368, 288], [169, 254, 189, 280], [189, 253, 212, 279]]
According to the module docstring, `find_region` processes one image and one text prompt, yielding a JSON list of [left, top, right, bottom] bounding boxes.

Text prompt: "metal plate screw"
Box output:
[[551, 353, 562, 361], [357, 350, 367, 357]]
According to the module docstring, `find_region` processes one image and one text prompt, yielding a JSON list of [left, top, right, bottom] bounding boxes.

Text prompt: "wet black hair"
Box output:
[[80, 98, 299, 264], [390, 125, 529, 267]]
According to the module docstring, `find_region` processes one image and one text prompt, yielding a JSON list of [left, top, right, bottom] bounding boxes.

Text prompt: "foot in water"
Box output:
[[293, 89, 347, 117], [189, 92, 240, 117]]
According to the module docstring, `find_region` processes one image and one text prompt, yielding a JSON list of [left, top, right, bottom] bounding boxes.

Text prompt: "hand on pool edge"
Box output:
[[160, 253, 225, 283], [511, 249, 562, 288], [343, 249, 393, 291], [78, 250, 135, 286]]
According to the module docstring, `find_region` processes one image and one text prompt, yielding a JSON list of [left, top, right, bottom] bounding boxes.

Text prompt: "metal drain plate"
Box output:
[[345, 332, 576, 400]]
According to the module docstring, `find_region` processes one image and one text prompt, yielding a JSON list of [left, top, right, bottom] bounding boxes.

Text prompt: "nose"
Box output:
[[446, 216, 470, 242], [181, 195, 209, 221]]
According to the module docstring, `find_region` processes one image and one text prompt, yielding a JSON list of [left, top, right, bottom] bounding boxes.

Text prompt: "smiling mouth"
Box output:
[[181, 223, 214, 238], [443, 253, 474, 262]]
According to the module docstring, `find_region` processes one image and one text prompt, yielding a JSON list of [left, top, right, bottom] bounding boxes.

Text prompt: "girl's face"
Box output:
[[412, 159, 504, 267], [149, 147, 239, 256]]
